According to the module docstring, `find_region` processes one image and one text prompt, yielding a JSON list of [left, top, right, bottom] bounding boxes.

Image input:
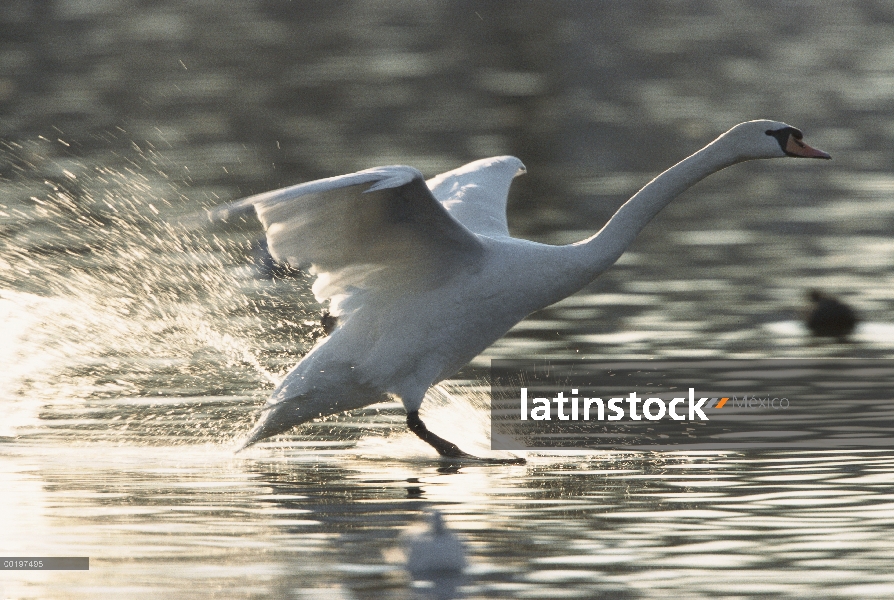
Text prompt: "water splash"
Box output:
[[0, 140, 324, 445]]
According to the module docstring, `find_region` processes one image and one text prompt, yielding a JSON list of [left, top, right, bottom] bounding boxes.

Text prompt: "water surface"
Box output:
[[3, 1, 894, 598]]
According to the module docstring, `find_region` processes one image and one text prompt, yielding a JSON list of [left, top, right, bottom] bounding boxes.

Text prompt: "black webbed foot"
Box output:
[[407, 410, 473, 458], [406, 410, 525, 464]]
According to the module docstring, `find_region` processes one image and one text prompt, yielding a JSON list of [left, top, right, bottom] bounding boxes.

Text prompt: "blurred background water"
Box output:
[[2, 1, 894, 598]]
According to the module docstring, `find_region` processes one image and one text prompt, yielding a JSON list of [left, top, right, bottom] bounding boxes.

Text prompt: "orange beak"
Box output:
[[786, 136, 831, 159]]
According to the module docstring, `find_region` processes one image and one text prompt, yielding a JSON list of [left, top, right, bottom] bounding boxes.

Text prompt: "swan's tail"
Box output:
[[234, 403, 294, 453]]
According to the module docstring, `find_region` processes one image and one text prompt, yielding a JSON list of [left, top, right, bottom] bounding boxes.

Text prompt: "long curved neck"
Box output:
[[567, 135, 745, 284]]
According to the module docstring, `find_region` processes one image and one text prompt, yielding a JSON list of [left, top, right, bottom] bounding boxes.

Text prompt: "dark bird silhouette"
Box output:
[[805, 290, 858, 338]]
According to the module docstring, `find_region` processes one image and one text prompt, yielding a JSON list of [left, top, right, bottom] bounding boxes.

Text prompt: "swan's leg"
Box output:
[[406, 410, 474, 458], [406, 410, 526, 464]]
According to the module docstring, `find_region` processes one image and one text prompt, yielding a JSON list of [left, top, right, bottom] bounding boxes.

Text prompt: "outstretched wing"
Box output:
[[208, 166, 485, 314], [426, 156, 523, 238]]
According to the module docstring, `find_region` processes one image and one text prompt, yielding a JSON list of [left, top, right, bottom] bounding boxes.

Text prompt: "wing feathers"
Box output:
[[426, 156, 522, 237], [210, 166, 485, 313]]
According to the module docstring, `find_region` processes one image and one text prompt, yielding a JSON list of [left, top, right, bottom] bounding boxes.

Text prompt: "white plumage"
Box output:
[[211, 120, 829, 458]]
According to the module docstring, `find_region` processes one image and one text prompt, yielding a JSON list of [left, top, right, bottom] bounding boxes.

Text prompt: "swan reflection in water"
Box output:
[[205, 120, 830, 460]]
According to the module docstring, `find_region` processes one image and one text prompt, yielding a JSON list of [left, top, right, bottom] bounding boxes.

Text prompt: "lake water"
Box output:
[[2, 1, 894, 598]]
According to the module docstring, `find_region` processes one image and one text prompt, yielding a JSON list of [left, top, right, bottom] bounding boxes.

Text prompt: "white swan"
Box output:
[[212, 120, 829, 459]]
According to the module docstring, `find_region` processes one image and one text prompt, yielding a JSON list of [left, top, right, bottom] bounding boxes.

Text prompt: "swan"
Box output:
[[209, 120, 829, 459]]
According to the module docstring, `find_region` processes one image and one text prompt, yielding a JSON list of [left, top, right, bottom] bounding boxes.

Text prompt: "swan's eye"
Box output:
[[765, 127, 807, 156], [765, 127, 803, 140]]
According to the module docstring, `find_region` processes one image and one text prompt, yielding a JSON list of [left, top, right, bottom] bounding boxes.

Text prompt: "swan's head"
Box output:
[[719, 120, 831, 161]]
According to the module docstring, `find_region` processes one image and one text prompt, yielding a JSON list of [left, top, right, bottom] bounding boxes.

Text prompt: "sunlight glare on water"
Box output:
[[3, 2, 894, 598]]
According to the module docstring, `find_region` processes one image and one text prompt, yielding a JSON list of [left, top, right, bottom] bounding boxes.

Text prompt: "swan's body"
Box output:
[[214, 120, 829, 456]]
